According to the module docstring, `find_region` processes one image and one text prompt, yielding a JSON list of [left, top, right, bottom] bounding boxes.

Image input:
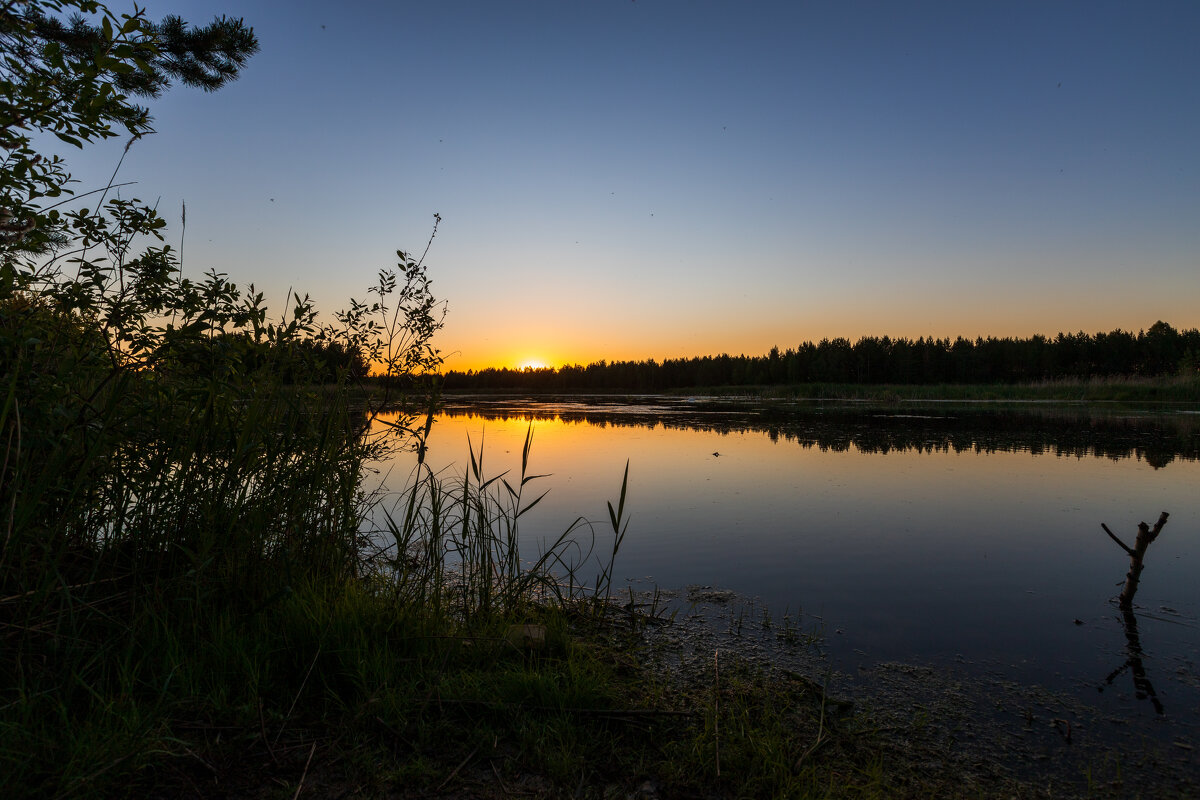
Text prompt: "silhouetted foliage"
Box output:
[[1, 1, 259, 262], [2, 0, 441, 613], [441, 322, 1200, 392]]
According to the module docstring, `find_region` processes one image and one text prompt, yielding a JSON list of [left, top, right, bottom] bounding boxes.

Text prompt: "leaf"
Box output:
[[500, 477, 517, 500], [515, 490, 550, 519]]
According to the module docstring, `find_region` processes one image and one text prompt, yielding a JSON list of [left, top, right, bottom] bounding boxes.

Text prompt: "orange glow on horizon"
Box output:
[[443, 354, 562, 373], [433, 305, 1200, 375]]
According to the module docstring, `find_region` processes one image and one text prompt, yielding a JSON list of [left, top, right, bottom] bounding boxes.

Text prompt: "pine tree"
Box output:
[[1, 0, 258, 265]]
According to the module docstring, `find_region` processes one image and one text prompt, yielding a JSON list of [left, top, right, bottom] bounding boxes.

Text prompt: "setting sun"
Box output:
[[517, 359, 549, 370]]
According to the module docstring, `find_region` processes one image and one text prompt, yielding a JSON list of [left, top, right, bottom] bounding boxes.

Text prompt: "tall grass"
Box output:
[[378, 423, 629, 624], [0, 328, 630, 796], [0, 150, 648, 791], [0, 354, 343, 791]]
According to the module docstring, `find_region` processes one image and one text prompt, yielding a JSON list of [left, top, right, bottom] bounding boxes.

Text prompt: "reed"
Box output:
[[374, 422, 629, 623], [0, 187, 654, 795], [0, 319, 634, 797]]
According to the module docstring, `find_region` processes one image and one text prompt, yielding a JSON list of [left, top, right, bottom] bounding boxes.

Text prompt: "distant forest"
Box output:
[[440, 321, 1200, 392]]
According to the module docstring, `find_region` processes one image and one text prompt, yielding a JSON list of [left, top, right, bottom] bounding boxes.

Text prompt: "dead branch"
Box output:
[[1101, 512, 1169, 610], [1100, 523, 1134, 556]]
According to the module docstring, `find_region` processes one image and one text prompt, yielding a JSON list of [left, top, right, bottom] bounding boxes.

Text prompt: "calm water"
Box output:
[[374, 396, 1200, 730]]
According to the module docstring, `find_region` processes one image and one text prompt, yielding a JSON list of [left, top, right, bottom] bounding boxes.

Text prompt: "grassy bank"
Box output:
[[0, 560, 1017, 798], [0, 406, 971, 798], [2, 588, 930, 799]]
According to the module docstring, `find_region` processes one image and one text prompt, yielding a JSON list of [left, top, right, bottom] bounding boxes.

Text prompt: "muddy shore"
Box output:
[[628, 585, 1199, 799]]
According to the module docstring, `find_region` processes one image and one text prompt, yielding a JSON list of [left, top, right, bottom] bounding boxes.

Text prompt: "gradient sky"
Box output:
[[61, 0, 1200, 371]]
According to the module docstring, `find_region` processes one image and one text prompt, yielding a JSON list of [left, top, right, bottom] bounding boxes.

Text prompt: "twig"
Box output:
[[490, 760, 510, 797], [374, 715, 417, 751], [52, 754, 131, 800], [847, 724, 918, 736], [277, 644, 321, 745], [796, 680, 830, 767], [73, 134, 140, 284], [714, 649, 720, 779], [38, 181, 138, 212], [292, 741, 316, 800], [436, 746, 478, 792], [169, 199, 185, 329], [0, 575, 123, 604], [2, 393, 19, 559], [414, 212, 441, 270], [427, 698, 692, 718], [180, 743, 218, 775], [1100, 523, 1134, 556], [259, 700, 280, 765]]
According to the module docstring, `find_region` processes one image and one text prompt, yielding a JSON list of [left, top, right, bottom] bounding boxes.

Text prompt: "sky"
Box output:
[[60, 0, 1200, 371]]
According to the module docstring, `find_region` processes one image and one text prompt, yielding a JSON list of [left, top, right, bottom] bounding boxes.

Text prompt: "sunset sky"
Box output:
[[63, 0, 1200, 371]]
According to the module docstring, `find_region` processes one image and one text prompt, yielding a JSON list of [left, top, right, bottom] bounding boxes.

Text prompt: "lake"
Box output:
[[371, 396, 1200, 739]]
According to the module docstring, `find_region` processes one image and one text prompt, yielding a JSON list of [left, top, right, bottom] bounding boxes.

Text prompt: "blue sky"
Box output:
[[63, 0, 1200, 369]]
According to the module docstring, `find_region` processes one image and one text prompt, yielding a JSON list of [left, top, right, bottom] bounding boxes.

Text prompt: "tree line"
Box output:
[[440, 321, 1200, 391]]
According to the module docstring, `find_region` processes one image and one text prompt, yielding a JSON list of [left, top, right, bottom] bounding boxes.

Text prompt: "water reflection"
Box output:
[[1096, 512, 1172, 715], [374, 397, 1200, 736], [1102, 607, 1164, 715], [439, 397, 1200, 468]]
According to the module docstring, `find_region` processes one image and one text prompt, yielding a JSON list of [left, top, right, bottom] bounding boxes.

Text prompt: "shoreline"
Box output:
[[630, 585, 1200, 799]]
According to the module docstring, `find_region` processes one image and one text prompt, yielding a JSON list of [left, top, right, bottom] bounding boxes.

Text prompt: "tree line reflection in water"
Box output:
[[436, 400, 1199, 469], [421, 399, 1198, 718]]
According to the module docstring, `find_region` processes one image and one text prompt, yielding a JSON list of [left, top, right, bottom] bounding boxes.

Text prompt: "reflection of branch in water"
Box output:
[[1100, 607, 1164, 715], [1097, 512, 1169, 714]]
